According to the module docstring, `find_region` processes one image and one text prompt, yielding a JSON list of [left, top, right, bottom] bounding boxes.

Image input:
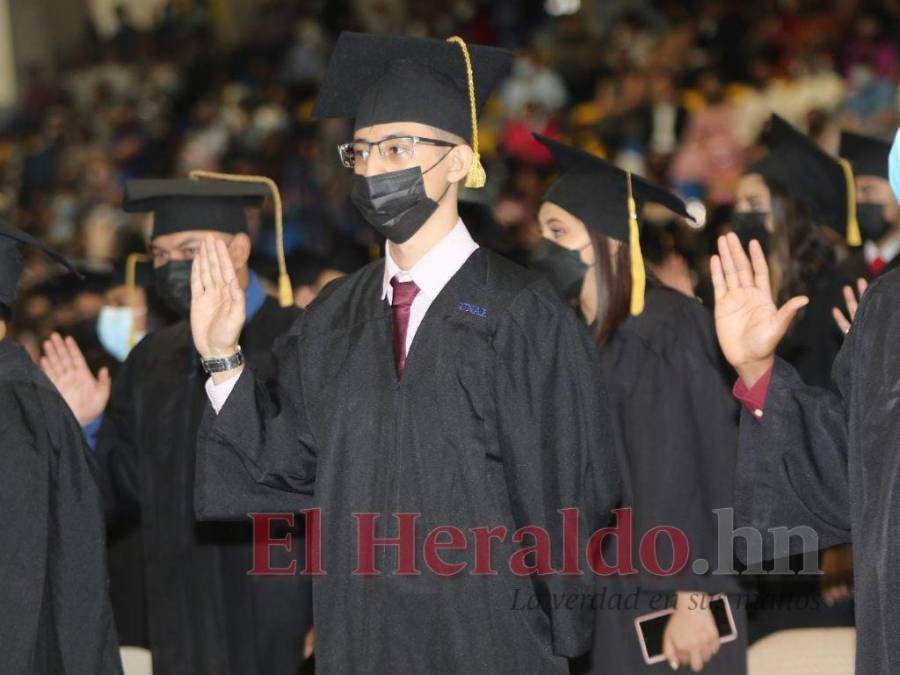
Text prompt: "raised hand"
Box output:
[[710, 233, 809, 386], [831, 278, 868, 335], [662, 592, 720, 672], [191, 235, 245, 361], [40, 332, 111, 425]]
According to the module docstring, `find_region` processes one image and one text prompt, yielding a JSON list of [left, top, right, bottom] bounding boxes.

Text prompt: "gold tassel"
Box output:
[[447, 36, 486, 189], [189, 170, 294, 307], [627, 171, 645, 316], [838, 158, 861, 247], [125, 252, 149, 348]]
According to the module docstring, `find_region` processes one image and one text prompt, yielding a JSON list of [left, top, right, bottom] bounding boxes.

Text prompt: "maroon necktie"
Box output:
[[390, 277, 420, 377]]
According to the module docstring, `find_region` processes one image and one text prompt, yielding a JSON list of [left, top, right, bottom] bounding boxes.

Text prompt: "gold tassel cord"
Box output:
[[627, 171, 645, 316], [446, 36, 486, 189], [838, 158, 861, 247], [126, 252, 149, 348], [189, 170, 294, 307]]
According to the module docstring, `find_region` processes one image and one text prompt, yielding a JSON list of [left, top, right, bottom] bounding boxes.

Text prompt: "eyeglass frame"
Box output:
[[337, 135, 457, 169]]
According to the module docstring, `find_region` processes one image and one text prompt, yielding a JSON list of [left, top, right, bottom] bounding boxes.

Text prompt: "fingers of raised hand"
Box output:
[[206, 235, 225, 287], [64, 335, 88, 372], [832, 307, 851, 335], [716, 236, 739, 291], [726, 232, 755, 288], [710, 255, 726, 302], [50, 333, 74, 372], [214, 237, 236, 285], [198, 237, 214, 291]]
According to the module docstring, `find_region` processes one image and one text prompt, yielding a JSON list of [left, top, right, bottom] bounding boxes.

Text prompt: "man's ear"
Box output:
[[227, 232, 252, 271], [445, 144, 474, 185]]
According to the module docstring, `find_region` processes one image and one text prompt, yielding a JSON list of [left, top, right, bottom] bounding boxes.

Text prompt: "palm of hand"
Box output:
[[714, 284, 781, 368], [191, 280, 244, 357], [55, 366, 109, 422]]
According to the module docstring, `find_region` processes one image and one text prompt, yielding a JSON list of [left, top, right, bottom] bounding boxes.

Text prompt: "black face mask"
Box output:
[[731, 211, 770, 258], [350, 153, 452, 244], [154, 259, 193, 318], [530, 238, 588, 301], [857, 202, 891, 242]]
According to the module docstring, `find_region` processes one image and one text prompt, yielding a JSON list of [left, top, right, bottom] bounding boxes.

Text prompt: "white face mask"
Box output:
[[97, 305, 146, 362]]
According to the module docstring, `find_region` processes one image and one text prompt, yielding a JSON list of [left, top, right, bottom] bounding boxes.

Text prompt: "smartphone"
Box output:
[[634, 593, 737, 666]]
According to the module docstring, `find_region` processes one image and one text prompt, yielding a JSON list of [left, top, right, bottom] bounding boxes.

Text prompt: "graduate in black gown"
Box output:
[[0, 222, 123, 674], [728, 115, 862, 637], [530, 136, 747, 674], [732, 114, 855, 391], [191, 33, 621, 673], [709, 228, 900, 675], [40, 178, 312, 675], [838, 132, 900, 281]]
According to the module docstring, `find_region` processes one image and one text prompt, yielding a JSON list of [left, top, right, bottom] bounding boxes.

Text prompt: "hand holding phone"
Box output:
[[635, 593, 737, 669]]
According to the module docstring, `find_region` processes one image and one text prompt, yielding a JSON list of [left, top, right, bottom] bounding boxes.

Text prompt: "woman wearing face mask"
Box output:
[[730, 115, 853, 390], [531, 135, 747, 675], [96, 253, 151, 363], [726, 115, 857, 640]]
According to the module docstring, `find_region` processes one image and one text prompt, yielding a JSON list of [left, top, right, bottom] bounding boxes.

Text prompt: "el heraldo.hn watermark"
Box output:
[[247, 507, 823, 578]]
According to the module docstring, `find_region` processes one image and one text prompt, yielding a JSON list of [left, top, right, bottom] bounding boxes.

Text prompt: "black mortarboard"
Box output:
[[123, 178, 270, 239], [534, 134, 693, 315], [749, 114, 861, 245], [313, 32, 513, 188], [0, 221, 80, 310], [839, 131, 891, 180]]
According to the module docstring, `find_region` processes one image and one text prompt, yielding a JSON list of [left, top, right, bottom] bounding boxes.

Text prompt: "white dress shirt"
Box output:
[[864, 231, 900, 267], [206, 218, 479, 413]]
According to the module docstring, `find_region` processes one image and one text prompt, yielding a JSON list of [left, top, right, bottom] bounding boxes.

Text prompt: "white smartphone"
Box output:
[[634, 593, 737, 666]]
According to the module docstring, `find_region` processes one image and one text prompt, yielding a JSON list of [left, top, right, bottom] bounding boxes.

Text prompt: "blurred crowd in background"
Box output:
[[1, 0, 898, 370]]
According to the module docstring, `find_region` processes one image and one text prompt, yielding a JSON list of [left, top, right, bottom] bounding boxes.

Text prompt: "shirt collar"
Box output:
[[244, 271, 266, 324], [382, 219, 479, 303], [864, 230, 900, 265]]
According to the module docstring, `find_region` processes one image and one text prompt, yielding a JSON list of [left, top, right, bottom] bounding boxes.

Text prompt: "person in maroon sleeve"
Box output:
[[710, 231, 899, 675]]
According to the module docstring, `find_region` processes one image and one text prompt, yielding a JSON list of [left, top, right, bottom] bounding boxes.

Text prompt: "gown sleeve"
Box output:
[[491, 285, 622, 658], [733, 315, 857, 565], [610, 300, 741, 594], [195, 319, 317, 520]]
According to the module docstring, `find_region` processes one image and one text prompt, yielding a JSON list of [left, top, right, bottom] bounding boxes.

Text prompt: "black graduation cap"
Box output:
[[313, 32, 513, 188], [840, 131, 891, 180], [534, 134, 693, 315], [123, 178, 270, 239], [0, 221, 81, 310], [749, 114, 861, 245]]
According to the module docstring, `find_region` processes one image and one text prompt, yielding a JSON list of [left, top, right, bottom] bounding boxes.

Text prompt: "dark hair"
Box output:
[[588, 229, 633, 344], [0, 302, 10, 323], [765, 178, 837, 303]]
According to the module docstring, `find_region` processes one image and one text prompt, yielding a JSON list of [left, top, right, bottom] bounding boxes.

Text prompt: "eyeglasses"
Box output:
[[338, 135, 456, 170]]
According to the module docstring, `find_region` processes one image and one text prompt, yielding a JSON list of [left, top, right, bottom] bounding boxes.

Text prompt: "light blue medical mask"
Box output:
[[97, 305, 145, 362], [889, 127, 900, 204]]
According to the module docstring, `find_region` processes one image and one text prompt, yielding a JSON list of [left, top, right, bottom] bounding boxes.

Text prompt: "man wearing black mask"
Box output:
[[191, 33, 620, 673], [839, 132, 900, 279], [40, 177, 312, 675]]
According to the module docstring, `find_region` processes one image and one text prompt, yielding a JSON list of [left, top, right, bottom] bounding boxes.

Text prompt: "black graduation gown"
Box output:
[[573, 284, 747, 674], [733, 268, 900, 675], [195, 247, 622, 674], [95, 297, 312, 675], [754, 269, 855, 638], [0, 337, 123, 675]]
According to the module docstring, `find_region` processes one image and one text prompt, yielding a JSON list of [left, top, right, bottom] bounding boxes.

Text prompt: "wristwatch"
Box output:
[[201, 346, 244, 374]]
